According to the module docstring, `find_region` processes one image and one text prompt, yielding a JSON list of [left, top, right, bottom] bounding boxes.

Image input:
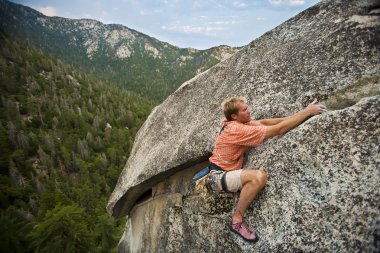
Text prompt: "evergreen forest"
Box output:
[[0, 0, 228, 104], [0, 32, 152, 252]]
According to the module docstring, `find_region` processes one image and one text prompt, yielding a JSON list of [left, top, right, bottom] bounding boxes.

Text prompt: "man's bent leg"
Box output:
[[232, 169, 268, 224]]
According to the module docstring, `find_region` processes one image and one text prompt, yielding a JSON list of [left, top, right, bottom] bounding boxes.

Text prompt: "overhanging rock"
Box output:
[[107, 0, 380, 252]]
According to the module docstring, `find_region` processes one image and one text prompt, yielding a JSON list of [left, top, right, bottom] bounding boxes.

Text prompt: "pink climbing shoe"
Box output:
[[230, 220, 259, 242]]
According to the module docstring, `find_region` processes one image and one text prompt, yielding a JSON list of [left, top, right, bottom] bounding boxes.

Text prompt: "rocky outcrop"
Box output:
[[107, 0, 380, 252]]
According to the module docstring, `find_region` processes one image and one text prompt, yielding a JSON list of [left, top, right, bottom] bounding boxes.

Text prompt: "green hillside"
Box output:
[[0, 1, 239, 251], [0, 0, 238, 102], [0, 32, 150, 252]]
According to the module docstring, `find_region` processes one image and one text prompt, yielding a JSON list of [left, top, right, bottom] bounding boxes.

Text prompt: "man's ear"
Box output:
[[231, 113, 238, 120]]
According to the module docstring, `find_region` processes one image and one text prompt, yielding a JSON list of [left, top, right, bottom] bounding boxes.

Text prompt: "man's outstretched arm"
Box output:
[[249, 117, 286, 126], [264, 100, 326, 139], [258, 118, 286, 126]]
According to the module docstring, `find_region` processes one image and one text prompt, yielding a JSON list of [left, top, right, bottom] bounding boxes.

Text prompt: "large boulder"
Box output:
[[107, 0, 380, 252]]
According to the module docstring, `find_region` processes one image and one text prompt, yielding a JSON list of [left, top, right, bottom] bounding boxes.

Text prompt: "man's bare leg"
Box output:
[[232, 170, 268, 224]]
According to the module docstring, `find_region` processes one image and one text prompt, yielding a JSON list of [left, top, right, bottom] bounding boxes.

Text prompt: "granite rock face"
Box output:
[[107, 0, 380, 252]]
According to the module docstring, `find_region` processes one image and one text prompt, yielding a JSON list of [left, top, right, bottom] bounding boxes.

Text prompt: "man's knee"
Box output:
[[254, 170, 268, 187], [242, 169, 268, 187]]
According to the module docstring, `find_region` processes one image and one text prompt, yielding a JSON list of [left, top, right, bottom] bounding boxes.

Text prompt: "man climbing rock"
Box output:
[[208, 96, 326, 242]]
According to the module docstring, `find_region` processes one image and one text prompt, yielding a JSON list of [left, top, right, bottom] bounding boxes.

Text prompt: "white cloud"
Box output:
[[192, 0, 225, 10], [268, 0, 280, 5], [192, 1, 203, 9], [232, 1, 248, 8], [139, 9, 161, 16], [205, 20, 239, 25], [37, 6, 57, 16], [163, 0, 180, 4], [185, 26, 223, 33], [83, 13, 93, 19], [268, 0, 305, 6], [161, 24, 224, 34], [206, 21, 229, 25], [289, 0, 306, 6]]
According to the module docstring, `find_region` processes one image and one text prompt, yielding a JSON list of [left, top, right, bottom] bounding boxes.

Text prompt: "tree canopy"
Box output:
[[0, 32, 150, 252]]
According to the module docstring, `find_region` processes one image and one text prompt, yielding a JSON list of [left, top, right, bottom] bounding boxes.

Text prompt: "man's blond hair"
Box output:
[[222, 96, 247, 121]]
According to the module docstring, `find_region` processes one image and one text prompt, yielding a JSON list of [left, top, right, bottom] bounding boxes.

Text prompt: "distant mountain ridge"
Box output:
[[0, 0, 239, 101]]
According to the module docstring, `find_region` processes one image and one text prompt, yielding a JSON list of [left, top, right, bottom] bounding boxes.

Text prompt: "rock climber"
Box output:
[[208, 96, 326, 241]]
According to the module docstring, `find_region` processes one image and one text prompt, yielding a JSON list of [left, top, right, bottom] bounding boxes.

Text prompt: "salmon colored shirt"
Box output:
[[209, 120, 267, 171]]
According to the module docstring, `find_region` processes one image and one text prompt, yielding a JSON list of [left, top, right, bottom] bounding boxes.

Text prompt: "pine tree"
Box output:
[[28, 204, 96, 253], [0, 123, 11, 174], [95, 214, 120, 253], [0, 206, 33, 253]]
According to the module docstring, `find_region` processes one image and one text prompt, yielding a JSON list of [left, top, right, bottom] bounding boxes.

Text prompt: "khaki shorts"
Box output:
[[207, 169, 242, 192]]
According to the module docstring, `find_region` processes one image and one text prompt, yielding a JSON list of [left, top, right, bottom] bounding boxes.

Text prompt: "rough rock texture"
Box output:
[[107, 0, 380, 252]]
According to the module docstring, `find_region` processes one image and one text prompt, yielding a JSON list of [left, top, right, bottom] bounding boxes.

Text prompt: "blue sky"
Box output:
[[10, 0, 320, 49]]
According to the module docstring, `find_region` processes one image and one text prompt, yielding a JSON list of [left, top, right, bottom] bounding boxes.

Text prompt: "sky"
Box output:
[[10, 0, 321, 50]]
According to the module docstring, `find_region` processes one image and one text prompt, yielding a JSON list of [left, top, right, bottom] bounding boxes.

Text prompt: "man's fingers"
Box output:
[[319, 106, 328, 113], [306, 99, 328, 115]]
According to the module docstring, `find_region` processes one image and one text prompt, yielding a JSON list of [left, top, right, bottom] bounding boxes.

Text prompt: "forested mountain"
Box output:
[[0, 31, 150, 252], [0, 0, 239, 102], [0, 1, 240, 251]]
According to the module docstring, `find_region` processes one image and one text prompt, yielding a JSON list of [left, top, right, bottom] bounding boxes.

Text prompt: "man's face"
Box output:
[[232, 102, 251, 123]]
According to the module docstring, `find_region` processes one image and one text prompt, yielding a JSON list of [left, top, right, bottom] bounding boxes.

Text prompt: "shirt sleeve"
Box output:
[[228, 124, 267, 147]]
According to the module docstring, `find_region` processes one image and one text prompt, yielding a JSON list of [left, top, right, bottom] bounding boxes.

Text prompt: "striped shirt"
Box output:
[[209, 120, 267, 171]]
